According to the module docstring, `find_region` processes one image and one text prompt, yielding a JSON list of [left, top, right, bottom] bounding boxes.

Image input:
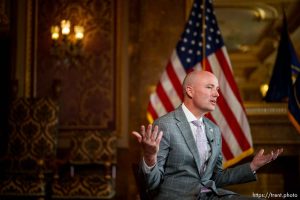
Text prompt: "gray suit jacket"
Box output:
[[140, 106, 256, 200]]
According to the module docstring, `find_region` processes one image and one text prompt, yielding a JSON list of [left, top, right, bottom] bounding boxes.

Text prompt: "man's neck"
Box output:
[[182, 102, 205, 120]]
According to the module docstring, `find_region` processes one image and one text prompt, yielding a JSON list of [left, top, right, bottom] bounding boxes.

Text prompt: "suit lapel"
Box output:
[[174, 107, 202, 174], [204, 118, 215, 145]]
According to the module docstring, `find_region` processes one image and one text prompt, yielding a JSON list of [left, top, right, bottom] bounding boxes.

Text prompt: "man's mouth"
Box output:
[[210, 99, 217, 105]]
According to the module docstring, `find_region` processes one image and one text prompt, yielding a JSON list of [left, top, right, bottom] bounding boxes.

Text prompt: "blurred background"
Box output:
[[0, 0, 300, 199]]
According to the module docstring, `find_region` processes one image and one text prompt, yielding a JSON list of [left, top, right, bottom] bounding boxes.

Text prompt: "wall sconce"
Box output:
[[260, 83, 269, 98], [50, 20, 84, 67]]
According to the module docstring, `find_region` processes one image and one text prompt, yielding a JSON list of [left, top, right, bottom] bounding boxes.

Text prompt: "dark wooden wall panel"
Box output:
[[36, 0, 115, 129]]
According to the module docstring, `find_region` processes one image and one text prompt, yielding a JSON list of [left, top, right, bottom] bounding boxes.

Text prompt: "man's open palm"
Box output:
[[132, 124, 163, 166]]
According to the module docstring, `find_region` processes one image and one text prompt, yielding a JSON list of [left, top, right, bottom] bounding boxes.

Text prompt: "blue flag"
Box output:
[[265, 15, 294, 102], [288, 74, 300, 133], [265, 14, 300, 134]]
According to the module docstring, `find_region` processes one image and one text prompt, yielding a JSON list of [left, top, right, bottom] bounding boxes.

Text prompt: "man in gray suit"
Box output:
[[132, 70, 283, 200]]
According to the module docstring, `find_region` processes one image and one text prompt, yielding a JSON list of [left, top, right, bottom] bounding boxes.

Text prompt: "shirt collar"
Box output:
[[182, 103, 203, 123]]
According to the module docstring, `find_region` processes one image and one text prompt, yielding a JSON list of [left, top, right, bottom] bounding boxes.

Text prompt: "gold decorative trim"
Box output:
[[245, 102, 287, 115], [25, 0, 32, 97], [116, 0, 129, 148]]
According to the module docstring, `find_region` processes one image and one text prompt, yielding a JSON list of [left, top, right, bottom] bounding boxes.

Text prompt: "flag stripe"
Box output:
[[170, 51, 187, 84], [160, 71, 182, 108], [147, 102, 158, 122], [165, 61, 184, 101], [210, 106, 242, 158], [207, 50, 252, 144], [149, 93, 167, 117], [215, 49, 244, 105], [216, 92, 251, 150], [205, 60, 251, 151], [156, 82, 174, 112]]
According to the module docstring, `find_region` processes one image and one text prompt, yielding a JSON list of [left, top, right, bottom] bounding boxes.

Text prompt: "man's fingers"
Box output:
[[131, 131, 142, 143], [140, 125, 146, 138], [145, 124, 152, 140], [279, 148, 284, 154], [269, 151, 274, 161], [151, 125, 159, 140], [257, 149, 264, 157], [272, 148, 283, 160]]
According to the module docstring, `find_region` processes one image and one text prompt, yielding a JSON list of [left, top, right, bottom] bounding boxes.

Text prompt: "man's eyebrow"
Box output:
[[206, 83, 220, 89], [206, 83, 216, 87]]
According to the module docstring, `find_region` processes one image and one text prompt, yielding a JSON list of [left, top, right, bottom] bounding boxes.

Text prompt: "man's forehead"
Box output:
[[197, 75, 218, 85]]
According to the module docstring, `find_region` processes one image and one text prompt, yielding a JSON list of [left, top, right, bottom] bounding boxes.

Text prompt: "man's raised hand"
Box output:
[[131, 124, 163, 166]]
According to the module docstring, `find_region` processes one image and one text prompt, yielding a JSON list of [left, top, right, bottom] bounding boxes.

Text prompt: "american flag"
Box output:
[[146, 0, 253, 168]]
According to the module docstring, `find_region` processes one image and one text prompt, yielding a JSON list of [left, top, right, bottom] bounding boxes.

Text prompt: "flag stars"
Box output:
[[175, 0, 225, 67]]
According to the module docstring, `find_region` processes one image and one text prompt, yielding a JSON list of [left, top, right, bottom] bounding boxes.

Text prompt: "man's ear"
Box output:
[[185, 85, 193, 98]]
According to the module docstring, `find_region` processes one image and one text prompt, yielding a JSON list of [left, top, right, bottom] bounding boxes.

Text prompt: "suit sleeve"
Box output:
[[211, 127, 256, 187], [139, 120, 170, 191]]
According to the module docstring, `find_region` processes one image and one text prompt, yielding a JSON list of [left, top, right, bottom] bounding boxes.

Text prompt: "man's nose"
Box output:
[[213, 89, 219, 97]]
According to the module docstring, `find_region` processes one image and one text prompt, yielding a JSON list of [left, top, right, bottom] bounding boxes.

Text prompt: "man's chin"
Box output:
[[208, 106, 216, 111]]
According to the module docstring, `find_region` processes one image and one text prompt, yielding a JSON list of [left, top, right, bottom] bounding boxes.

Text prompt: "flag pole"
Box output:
[[202, 0, 206, 70]]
